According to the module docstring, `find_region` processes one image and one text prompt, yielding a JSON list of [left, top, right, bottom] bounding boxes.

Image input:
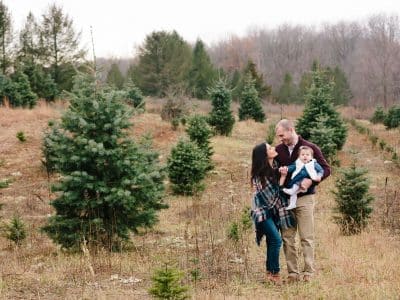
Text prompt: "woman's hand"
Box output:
[[279, 166, 288, 176]]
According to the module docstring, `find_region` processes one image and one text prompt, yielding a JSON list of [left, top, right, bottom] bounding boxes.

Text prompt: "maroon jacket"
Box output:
[[275, 136, 331, 196]]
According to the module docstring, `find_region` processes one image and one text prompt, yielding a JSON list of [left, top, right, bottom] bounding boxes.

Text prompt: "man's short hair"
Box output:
[[275, 119, 295, 131]]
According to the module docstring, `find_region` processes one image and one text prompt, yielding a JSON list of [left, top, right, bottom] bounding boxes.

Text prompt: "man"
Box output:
[[275, 119, 331, 282]]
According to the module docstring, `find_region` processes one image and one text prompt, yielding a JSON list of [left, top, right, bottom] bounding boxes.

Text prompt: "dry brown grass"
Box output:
[[1, 100, 400, 299]]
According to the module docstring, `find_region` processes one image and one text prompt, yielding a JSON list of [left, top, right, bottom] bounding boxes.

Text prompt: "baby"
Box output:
[[282, 146, 324, 210]]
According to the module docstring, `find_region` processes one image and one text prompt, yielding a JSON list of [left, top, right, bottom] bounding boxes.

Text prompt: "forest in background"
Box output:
[[1, 2, 400, 109]]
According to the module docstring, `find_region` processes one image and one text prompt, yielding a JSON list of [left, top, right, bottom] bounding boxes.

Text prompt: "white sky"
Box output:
[[5, 0, 400, 58]]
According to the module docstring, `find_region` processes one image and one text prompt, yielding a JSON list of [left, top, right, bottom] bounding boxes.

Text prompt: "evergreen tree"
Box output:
[[309, 116, 338, 162], [132, 30, 192, 96], [7, 70, 37, 108], [383, 105, 400, 129], [124, 79, 144, 109], [42, 121, 63, 175], [332, 163, 374, 235], [188, 39, 216, 99], [106, 62, 125, 90], [208, 79, 235, 136], [16, 13, 58, 101], [40, 4, 86, 92], [238, 74, 265, 122], [149, 264, 189, 300], [0, 1, 12, 74], [370, 106, 386, 124], [230, 69, 242, 101], [186, 114, 214, 171], [275, 72, 298, 104], [327, 66, 353, 106], [0, 72, 10, 102], [296, 69, 347, 150], [242, 60, 271, 98], [167, 139, 207, 195], [41, 73, 167, 250], [4, 215, 27, 246], [298, 71, 312, 103]]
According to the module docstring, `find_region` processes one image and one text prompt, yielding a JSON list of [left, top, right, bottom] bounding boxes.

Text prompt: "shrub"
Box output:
[[186, 115, 214, 171], [16, 131, 26, 142], [161, 91, 188, 121], [167, 140, 208, 195], [384, 106, 400, 129], [149, 264, 189, 300], [370, 106, 386, 124], [3, 215, 27, 245]]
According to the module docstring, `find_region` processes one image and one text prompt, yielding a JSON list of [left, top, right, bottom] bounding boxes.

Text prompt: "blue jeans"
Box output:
[[257, 217, 282, 274]]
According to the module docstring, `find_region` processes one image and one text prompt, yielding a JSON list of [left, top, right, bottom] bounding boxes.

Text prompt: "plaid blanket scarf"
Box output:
[[251, 176, 296, 245]]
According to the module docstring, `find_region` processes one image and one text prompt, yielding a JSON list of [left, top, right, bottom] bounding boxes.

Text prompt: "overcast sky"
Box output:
[[5, 0, 400, 58]]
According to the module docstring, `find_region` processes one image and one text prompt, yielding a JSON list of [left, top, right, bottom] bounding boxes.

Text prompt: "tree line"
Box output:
[[2, 1, 400, 109], [0, 2, 86, 107], [209, 15, 400, 108]]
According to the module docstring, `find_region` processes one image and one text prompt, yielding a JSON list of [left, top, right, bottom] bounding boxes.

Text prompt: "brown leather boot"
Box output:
[[266, 272, 282, 285]]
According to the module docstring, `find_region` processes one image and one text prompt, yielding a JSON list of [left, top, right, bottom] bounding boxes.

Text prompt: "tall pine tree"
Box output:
[[208, 79, 235, 136], [132, 30, 192, 96], [40, 4, 86, 92], [0, 1, 12, 74], [296, 68, 347, 150], [187, 39, 216, 99], [242, 60, 271, 98], [42, 73, 167, 250]]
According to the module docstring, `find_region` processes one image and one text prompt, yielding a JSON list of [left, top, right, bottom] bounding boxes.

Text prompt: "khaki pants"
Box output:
[[282, 194, 315, 277]]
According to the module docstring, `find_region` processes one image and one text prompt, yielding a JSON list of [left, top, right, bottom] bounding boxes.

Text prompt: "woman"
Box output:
[[250, 142, 295, 284]]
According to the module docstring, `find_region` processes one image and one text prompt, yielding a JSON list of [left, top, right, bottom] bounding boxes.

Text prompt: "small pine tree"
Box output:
[[296, 68, 347, 150], [383, 106, 400, 129], [329, 66, 353, 106], [370, 106, 386, 124], [8, 70, 37, 108], [208, 79, 235, 136], [106, 63, 125, 90], [238, 74, 265, 122], [41, 73, 167, 250], [124, 79, 144, 109], [4, 215, 27, 245], [16, 131, 26, 142], [149, 264, 189, 300], [186, 114, 214, 171], [332, 163, 374, 235], [167, 139, 208, 195]]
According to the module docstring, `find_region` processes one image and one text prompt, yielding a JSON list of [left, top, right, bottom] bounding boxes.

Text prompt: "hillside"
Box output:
[[0, 100, 399, 299]]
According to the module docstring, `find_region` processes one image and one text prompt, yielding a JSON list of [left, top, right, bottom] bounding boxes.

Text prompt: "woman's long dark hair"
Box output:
[[251, 143, 278, 188]]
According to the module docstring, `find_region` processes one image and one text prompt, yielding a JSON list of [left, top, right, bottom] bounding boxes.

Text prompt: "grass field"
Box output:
[[0, 99, 399, 299]]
